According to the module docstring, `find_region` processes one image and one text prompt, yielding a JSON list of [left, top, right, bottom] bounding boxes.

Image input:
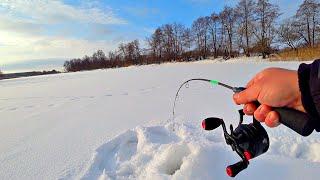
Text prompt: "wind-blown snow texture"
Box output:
[[0, 58, 319, 180]]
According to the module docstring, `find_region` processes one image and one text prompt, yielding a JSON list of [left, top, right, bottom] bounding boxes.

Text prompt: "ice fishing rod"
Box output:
[[173, 79, 314, 177], [173, 79, 314, 136]]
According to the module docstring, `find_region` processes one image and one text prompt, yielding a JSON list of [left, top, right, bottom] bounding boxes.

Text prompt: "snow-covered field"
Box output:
[[0, 59, 319, 180]]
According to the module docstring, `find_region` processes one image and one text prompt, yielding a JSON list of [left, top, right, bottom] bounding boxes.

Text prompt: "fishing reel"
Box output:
[[202, 109, 269, 177], [173, 78, 314, 177]]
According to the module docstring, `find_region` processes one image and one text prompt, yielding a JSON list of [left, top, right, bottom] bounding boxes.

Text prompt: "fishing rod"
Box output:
[[172, 79, 314, 177], [173, 78, 245, 119]]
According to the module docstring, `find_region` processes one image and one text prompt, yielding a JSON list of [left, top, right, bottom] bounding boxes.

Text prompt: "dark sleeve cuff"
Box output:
[[298, 61, 320, 131]]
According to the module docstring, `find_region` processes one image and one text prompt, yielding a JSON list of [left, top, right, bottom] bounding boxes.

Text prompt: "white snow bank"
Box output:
[[81, 123, 229, 180], [81, 121, 320, 180]]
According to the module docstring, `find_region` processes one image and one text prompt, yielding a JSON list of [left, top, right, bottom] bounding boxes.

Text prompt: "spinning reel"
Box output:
[[202, 109, 269, 177], [173, 78, 315, 177]]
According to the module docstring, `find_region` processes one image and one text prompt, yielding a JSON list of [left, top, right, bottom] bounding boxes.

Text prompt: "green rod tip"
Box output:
[[210, 80, 219, 86]]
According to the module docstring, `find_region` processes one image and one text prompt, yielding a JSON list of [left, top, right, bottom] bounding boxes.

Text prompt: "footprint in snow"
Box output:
[[8, 107, 18, 111], [24, 105, 34, 109], [139, 88, 153, 94], [139, 86, 159, 94]]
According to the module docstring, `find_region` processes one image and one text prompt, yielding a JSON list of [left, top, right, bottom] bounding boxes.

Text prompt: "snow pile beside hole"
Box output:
[[81, 123, 232, 180], [82, 121, 320, 180]]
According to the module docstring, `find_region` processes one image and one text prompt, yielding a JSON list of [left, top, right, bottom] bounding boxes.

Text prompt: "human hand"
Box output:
[[233, 68, 305, 128]]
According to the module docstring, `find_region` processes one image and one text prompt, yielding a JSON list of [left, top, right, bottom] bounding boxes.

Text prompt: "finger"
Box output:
[[246, 77, 255, 88], [243, 103, 257, 115], [254, 104, 272, 122], [265, 111, 280, 128], [246, 72, 261, 88], [233, 85, 260, 105]]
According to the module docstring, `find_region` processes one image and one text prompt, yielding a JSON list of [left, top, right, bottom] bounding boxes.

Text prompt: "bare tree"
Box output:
[[172, 23, 187, 60], [147, 27, 164, 63], [296, 0, 320, 47], [162, 24, 175, 60], [207, 13, 220, 58], [81, 55, 91, 69], [218, 12, 228, 58], [180, 27, 194, 61], [108, 50, 122, 65], [131, 40, 141, 64], [220, 6, 237, 58], [236, 0, 256, 56], [254, 0, 280, 58], [148, 23, 191, 62], [182, 27, 193, 52], [91, 50, 107, 68], [278, 18, 302, 51], [192, 16, 210, 59], [118, 40, 141, 64]]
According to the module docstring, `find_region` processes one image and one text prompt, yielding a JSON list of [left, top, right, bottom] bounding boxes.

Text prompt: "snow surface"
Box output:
[[0, 59, 319, 180]]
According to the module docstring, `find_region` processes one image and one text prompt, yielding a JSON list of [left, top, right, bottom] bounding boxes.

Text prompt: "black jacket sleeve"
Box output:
[[298, 60, 320, 132]]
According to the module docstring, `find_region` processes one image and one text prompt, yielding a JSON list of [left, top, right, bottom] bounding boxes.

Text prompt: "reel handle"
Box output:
[[226, 161, 248, 177]]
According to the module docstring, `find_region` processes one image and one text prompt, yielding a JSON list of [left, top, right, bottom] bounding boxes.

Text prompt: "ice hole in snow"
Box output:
[[156, 144, 191, 175]]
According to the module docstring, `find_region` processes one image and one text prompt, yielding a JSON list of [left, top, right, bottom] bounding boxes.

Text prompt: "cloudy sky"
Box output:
[[0, 0, 303, 71]]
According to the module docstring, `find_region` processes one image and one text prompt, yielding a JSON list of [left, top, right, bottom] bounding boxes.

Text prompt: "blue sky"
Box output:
[[0, 0, 303, 72]]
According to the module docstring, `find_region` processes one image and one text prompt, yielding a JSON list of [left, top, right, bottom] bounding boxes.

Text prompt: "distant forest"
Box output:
[[64, 0, 320, 72], [0, 70, 60, 80]]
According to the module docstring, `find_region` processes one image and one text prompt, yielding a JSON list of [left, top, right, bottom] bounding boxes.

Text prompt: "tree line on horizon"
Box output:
[[64, 0, 320, 72]]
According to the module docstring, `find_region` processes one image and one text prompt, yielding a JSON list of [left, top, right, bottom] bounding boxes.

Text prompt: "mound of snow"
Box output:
[[81, 123, 228, 180], [81, 120, 320, 180]]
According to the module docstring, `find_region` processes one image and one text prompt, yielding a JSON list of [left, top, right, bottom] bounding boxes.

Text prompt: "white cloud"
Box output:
[[0, 0, 127, 64], [0, 0, 126, 25], [0, 30, 119, 64], [0, 15, 44, 35]]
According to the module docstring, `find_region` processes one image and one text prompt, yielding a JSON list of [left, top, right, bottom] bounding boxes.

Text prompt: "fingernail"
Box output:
[[265, 113, 271, 121], [256, 106, 265, 119], [269, 113, 279, 123], [259, 106, 267, 114], [246, 105, 253, 113], [266, 113, 280, 127]]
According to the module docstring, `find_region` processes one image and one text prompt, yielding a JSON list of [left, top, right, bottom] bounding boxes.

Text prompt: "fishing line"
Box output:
[[172, 78, 244, 119]]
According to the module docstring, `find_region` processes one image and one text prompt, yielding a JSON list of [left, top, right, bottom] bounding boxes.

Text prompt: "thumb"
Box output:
[[233, 85, 259, 105]]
